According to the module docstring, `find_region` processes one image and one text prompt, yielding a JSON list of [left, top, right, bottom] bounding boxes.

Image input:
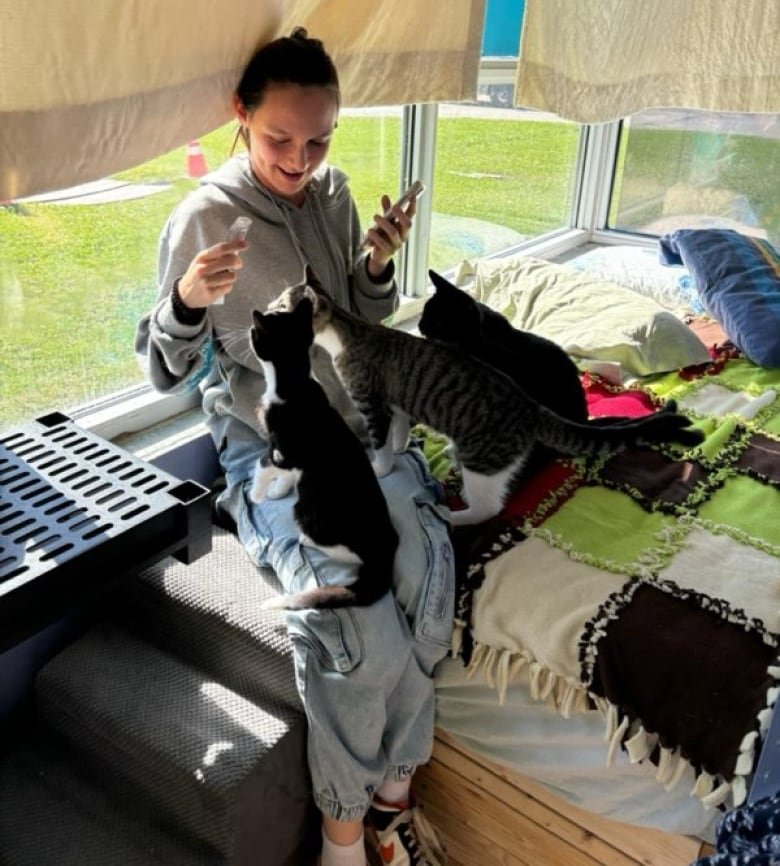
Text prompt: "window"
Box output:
[[430, 102, 581, 274], [328, 108, 404, 234], [1, 137, 205, 430], [428, 0, 579, 275], [607, 109, 780, 246]]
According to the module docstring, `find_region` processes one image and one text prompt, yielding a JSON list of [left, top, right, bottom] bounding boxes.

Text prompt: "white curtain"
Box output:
[[515, 0, 780, 123], [0, 0, 485, 200]]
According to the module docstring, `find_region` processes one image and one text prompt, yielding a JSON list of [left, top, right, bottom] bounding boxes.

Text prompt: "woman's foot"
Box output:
[[365, 795, 446, 865]]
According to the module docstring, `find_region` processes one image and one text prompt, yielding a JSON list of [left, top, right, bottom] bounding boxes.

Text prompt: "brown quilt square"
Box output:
[[588, 582, 776, 780]]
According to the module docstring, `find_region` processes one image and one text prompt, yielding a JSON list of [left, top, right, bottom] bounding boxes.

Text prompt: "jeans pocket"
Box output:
[[286, 606, 364, 675], [412, 499, 455, 651]]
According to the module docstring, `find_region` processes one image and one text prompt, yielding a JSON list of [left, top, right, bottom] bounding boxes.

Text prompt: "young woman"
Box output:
[[135, 28, 454, 866]]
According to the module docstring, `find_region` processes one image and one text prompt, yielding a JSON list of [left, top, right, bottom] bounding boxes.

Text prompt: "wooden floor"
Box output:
[[413, 730, 714, 866]]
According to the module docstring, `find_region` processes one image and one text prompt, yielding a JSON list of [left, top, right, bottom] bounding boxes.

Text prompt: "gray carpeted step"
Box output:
[[35, 623, 317, 866], [113, 527, 301, 714], [0, 734, 221, 866]]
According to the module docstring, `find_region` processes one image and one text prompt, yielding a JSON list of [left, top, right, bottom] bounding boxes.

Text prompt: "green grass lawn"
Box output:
[[1, 114, 776, 429]]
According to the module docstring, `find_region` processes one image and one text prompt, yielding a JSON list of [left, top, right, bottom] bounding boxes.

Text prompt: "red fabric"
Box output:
[[582, 374, 658, 419], [502, 460, 581, 526], [446, 460, 580, 527]]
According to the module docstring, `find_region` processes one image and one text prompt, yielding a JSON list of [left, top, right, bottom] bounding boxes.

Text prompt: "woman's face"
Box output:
[[235, 83, 338, 204]]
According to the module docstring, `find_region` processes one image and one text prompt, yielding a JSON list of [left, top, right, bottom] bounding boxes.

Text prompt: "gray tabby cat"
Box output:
[[269, 268, 703, 526]]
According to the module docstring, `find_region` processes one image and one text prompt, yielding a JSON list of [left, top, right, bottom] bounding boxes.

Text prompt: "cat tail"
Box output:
[[261, 584, 363, 611], [613, 399, 704, 447], [541, 399, 704, 456], [260, 562, 392, 611]]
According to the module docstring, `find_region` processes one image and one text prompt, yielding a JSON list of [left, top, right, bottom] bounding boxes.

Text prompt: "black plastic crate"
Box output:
[[0, 412, 212, 651]]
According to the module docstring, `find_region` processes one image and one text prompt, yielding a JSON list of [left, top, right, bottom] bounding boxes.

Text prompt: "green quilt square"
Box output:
[[698, 474, 780, 554], [540, 485, 676, 570], [763, 413, 780, 436]]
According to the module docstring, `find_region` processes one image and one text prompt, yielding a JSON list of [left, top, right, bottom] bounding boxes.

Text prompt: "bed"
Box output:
[[416, 230, 780, 859]]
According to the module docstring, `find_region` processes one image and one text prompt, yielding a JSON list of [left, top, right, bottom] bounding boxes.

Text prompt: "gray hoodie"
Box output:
[[135, 152, 398, 449]]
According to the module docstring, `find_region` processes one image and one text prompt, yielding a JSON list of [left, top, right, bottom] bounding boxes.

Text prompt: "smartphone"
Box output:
[[213, 217, 252, 304], [362, 180, 426, 247], [385, 180, 426, 217]]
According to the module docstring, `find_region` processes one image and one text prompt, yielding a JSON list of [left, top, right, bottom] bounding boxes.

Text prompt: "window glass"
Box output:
[[328, 108, 402, 233], [481, 0, 524, 57], [478, 0, 525, 108], [1, 136, 210, 430], [429, 103, 580, 273], [608, 110, 780, 245], [423, 0, 578, 274], [0, 114, 400, 431]]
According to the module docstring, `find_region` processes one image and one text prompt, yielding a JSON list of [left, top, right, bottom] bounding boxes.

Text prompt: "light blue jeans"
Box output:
[[217, 434, 455, 822]]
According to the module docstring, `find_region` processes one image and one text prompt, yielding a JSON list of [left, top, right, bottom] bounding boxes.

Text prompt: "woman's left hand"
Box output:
[[365, 193, 417, 277]]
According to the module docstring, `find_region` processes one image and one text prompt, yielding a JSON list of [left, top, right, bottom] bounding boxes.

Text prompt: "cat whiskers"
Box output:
[[218, 327, 256, 365]]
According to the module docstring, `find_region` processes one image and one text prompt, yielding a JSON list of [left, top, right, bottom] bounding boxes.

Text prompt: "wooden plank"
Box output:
[[413, 730, 705, 866], [417, 757, 612, 866]]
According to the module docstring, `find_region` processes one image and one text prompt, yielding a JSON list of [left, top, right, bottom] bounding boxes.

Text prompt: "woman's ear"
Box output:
[[233, 93, 249, 126]]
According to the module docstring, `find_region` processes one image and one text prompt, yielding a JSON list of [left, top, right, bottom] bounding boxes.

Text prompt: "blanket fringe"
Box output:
[[597, 699, 736, 809], [625, 725, 655, 764], [701, 780, 732, 809], [655, 745, 687, 790], [464, 640, 586, 714], [462, 640, 780, 812], [727, 657, 780, 809], [666, 751, 689, 792], [607, 715, 630, 766], [450, 619, 466, 659]]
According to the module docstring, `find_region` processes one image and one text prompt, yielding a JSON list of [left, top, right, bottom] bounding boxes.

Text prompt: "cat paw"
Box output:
[[446, 501, 500, 526], [250, 465, 295, 501], [265, 472, 296, 499]]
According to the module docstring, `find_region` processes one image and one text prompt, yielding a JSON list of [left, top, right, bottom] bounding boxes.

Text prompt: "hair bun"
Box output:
[[290, 26, 308, 40]]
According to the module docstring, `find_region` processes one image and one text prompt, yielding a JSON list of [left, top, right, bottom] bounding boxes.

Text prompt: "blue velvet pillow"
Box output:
[[659, 229, 780, 368]]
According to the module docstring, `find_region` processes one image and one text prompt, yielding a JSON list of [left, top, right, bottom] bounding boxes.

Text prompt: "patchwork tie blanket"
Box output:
[[420, 349, 780, 812]]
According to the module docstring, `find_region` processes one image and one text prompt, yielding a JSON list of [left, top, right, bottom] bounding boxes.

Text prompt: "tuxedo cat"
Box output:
[[269, 268, 703, 527], [248, 296, 398, 610]]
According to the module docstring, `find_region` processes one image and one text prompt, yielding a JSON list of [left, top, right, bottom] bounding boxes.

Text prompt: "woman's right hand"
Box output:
[[176, 239, 248, 308]]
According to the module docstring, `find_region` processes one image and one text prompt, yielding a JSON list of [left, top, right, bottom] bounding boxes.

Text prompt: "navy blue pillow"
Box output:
[[659, 229, 780, 368]]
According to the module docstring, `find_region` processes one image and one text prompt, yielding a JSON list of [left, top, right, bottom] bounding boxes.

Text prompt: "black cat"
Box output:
[[248, 297, 398, 610], [420, 269, 590, 421], [419, 269, 633, 478]]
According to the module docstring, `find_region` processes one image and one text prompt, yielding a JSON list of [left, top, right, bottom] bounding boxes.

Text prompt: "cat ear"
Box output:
[[304, 264, 325, 295], [428, 269, 457, 294], [303, 285, 320, 309]]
